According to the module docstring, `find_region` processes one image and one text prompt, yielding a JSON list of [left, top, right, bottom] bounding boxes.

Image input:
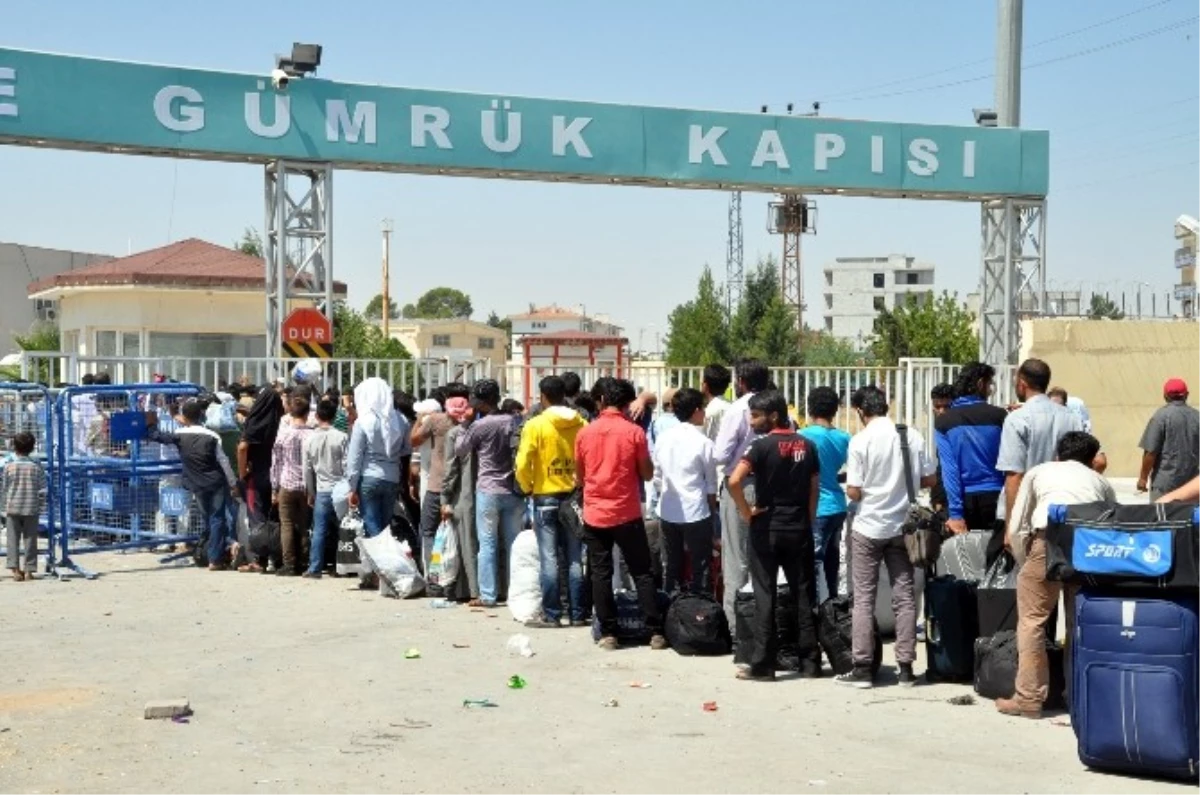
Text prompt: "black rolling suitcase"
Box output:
[[924, 574, 978, 682]]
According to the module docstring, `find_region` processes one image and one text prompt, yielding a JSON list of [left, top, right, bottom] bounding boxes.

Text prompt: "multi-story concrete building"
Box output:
[[385, 318, 508, 369], [1175, 215, 1197, 319], [1, 241, 112, 353], [821, 254, 935, 346]]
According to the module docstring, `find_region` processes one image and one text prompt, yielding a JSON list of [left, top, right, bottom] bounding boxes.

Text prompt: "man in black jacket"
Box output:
[[148, 399, 241, 570]]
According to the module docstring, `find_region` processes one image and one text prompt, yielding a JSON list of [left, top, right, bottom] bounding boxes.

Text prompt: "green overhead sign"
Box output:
[[0, 47, 1049, 199]]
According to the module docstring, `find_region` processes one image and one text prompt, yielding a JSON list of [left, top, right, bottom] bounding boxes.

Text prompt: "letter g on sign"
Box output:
[[154, 85, 205, 133]]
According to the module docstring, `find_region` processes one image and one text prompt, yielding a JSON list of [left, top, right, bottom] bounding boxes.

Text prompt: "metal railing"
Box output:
[[21, 353, 492, 394]]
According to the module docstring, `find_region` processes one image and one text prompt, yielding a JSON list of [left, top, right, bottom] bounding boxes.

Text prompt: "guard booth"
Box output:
[[0, 382, 56, 565], [53, 383, 206, 578]]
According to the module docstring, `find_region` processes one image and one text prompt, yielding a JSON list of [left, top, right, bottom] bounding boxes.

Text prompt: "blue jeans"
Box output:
[[309, 492, 336, 574], [813, 512, 846, 602], [475, 491, 524, 604], [533, 494, 585, 622], [359, 477, 398, 539], [194, 485, 232, 565]]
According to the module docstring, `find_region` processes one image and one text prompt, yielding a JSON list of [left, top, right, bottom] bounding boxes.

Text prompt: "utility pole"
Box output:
[[995, 0, 1023, 127], [381, 218, 393, 338], [980, 0, 1040, 367]]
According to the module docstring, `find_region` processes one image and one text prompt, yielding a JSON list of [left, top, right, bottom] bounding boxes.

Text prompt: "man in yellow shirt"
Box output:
[[515, 375, 589, 628]]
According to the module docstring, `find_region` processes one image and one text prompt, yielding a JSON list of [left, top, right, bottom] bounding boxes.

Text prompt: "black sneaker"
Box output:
[[301, 571, 322, 580], [898, 663, 918, 688], [833, 667, 874, 689], [275, 568, 298, 577]]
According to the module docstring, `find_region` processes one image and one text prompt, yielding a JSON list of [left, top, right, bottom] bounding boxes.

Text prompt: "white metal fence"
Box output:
[[21, 353, 492, 394], [24, 352, 1014, 447]]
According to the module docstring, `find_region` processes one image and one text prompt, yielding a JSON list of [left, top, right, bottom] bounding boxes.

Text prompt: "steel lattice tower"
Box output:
[[725, 191, 744, 318]]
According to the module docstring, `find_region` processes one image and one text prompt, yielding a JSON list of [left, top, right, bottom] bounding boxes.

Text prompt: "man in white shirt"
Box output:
[[997, 431, 1116, 720], [700, 364, 732, 450], [712, 360, 771, 628], [838, 386, 937, 690], [653, 388, 718, 597]]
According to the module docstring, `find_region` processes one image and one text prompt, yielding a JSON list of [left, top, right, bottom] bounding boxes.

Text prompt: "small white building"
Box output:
[[821, 254, 935, 346], [506, 304, 623, 350], [26, 238, 345, 382]]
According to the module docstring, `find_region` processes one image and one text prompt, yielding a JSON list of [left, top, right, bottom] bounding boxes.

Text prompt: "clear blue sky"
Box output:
[[2, 0, 1196, 341]]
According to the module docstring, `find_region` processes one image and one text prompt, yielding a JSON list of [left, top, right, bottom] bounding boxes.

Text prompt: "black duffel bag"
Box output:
[[591, 590, 672, 645], [1045, 502, 1199, 590], [817, 595, 882, 676], [974, 630, 1067, 710], [733, 587, 803, 671], [665, 593, 731, 656]]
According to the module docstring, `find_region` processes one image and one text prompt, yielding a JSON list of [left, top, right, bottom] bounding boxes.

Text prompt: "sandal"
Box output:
[[467, 598, 486, 608], [237, 562, 263, 573], [11, 570, 25, 582]]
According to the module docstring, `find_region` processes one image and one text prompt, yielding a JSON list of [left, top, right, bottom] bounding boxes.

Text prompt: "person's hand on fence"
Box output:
[[348, 491, 360, 509]]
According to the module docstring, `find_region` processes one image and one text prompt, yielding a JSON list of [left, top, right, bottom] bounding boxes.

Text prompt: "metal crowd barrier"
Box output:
[[0, 383, 57, 566], [52, 383, 204, 579]]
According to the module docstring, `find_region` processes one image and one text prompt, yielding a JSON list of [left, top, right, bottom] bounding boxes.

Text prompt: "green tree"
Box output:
[[486, 310, 513, 335], [234, 227, 263, 258], [728, 258, 779, 359], [1088, 293, 1125, 320], [800, 329, 871, 367], [333, 303, 411, 360], [870, 292, 978, 365], [364, 293, 400, 320], [664, 266, 729, 366], [753, 293, 801, 366], [402, 287, 473, 319], [6, 321, 61, 383]]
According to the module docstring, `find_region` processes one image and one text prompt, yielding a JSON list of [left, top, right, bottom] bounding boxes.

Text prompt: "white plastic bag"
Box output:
[[428, 520, 460, 590], [331, 479, 352, 523], [507, 529, 542, 623], [357, 533, 425, 599]]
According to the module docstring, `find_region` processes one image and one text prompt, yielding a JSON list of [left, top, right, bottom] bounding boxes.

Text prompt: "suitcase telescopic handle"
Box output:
[[927, 618, 941, 645]]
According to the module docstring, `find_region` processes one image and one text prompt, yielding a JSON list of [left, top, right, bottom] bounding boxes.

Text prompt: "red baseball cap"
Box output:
[[1164, 378, 1188, 396]]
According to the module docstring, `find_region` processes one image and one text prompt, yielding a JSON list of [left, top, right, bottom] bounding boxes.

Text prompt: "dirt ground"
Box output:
[[0, 544, 1193, 795]]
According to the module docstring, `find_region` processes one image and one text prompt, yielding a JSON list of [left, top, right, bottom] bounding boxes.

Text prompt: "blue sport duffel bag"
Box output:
[[1072, 590, 1199, 780], [1045, 502, 1199, 590]]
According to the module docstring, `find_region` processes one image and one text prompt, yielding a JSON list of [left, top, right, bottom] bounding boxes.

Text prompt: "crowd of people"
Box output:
[[4, 358, 1199, 707]]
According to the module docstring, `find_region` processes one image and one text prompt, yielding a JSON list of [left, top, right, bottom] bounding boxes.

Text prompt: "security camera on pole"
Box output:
[[263, 42, 333, 378]]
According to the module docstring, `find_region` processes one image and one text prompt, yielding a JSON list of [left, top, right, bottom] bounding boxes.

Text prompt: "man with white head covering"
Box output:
[[346, 377, 410, 538]]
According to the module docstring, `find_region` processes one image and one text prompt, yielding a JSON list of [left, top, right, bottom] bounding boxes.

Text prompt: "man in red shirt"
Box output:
[[575, 378, 666, 651]]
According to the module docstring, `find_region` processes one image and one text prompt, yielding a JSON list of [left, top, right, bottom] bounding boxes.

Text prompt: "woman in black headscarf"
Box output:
[[237, 386, 285, 524]]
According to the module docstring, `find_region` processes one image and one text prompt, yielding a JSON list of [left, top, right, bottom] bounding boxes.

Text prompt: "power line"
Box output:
[[818, 0, 1183, 102], [1056, 129, 1198, 162], [1053, 96, 1199, 135], [1055, 158, 1199, 190]]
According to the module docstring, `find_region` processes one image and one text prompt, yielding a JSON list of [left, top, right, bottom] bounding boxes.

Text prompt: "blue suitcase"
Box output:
[[1072, 591, 1199, 780]]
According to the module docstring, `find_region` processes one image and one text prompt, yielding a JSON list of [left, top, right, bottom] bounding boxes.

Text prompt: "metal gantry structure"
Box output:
[[725, 191, 744, 318], [979, 198, 1047, 366], [264, 160, 335, 362], [978, 0, 1043, 366]]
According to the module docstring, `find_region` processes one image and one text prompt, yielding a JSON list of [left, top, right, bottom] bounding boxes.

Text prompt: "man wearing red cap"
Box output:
[[1138, 378, 1200, 502]]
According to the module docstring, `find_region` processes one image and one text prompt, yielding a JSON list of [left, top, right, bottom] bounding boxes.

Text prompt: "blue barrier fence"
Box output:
[[51, 383, 205, 579]]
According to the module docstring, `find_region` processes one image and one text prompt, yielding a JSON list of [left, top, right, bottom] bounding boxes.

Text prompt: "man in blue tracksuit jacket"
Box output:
[[934, 362, 1007, 536]]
